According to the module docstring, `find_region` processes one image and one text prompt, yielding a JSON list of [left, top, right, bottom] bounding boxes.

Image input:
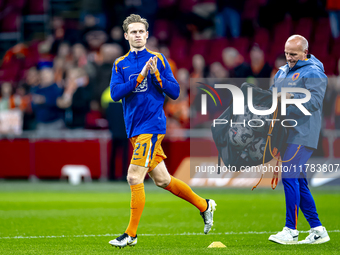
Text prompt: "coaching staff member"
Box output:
[[268, 35, 330, 245]]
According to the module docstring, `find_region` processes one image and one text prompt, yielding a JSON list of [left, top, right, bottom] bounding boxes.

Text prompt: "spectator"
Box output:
[[160, 45, 178, 78], [166, 67, 190, 128], [15, 86, 28, 110], [270, 54, 286, 86], [165, 97, 189, 129], [72, 44, 88, 68], [80, 0, 106, 31], [92, 43, 123, 104], [57, 68, 91, 129], [249, 45, 272, 89], [57, 42, 70, 59], [215, 0, 245, 38], [57, 42, 74, 70], [209, 61, 229, 79], [38, 40, 54, 65], [177, 0, 214, 38], [328, 0, 340, 38], [72, 43, 97, 79], [102, 87, 128, 180], [22, 67, 40, 94], [53, 57, 66, 85], [249, 45, 272, 77], [51, 16, 65, 42], [222, 47, 251, 78], [0, 43, 28, 85], [145, 36, 159, 51], [165, 69, 190, 129], [109, 26, 129, 53], [208, 62, 232, 113], [177, 68, 190, 102], [0, 82, 20, 110], [50, 17, 68, 54], [85, 30, 108, 63], [20, 67, 40, 130], [31, 67, 64, 131], [191, 54, 208, 78], [82, 13, 106, 32]]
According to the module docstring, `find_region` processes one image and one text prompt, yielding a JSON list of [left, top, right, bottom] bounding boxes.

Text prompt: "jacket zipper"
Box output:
[[136, 52, 138, 69]]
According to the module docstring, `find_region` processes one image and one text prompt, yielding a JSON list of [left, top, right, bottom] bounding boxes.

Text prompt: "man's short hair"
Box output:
[[122, 14, 149, 33]]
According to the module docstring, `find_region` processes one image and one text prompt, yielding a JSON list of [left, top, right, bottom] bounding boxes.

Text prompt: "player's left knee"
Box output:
[[154, 178, 170, 188]]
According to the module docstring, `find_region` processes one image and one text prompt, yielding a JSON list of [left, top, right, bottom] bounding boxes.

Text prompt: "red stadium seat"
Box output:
[[169, 36, 190, 69], [206, 38, 229, 65], [189, 39, 208, 59], [18, 68, 28, 81], [27, 0, 46, 14], [0, 62, 21, 82], [331, 37, 340, 60], [317, 55, 336, 75], [23, 42, 40, 69], [268, 43, 285, 65], [179, 0, 196, 12], [242, 0, 261, 20], [153, 20, 172, 42], [158, 0, 177, 8], [313, 18, 331, 43], [7, 0, 26, 9], [231, 37, 249, 58], [294, 18, 313, 42], [254, 28, 270, 53], [273, 18, 293, 43], [1, 11, 20, 32], [0, 0, 5, 10], [310, 41, 329, 58]]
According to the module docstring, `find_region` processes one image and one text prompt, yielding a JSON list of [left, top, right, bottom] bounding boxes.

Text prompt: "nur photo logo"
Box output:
[[198, 83, 312, 129], [198, 82, 222, 115]]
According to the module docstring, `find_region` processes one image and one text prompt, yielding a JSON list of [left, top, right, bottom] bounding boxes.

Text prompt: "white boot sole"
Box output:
[[268, 236, 298, 245], [298, 235, 330, 244]]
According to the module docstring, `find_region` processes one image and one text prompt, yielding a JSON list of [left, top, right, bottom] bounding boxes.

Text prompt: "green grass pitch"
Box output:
[[0, 181, 339, 254]]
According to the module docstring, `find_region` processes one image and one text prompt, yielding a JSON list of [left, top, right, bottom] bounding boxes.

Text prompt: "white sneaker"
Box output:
[[109, 233, 137, 248], [200, 199, 217, 234], [268, 227, 299, 245], [298, 226, 330, 244]]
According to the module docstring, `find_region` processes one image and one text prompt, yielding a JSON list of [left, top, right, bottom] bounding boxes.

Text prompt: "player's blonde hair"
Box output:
[[122, 14, 149, 33]]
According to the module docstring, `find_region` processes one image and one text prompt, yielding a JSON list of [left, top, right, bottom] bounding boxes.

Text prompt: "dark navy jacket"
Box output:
[[31, 83, 64, 123]]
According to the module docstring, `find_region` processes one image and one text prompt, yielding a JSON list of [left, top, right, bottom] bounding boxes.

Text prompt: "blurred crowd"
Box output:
[[0, 42, 120, 131], [1, 0, 340, 133]]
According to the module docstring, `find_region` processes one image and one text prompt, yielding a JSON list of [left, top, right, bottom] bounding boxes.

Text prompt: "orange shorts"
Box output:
[[129, 134, 167, 172]]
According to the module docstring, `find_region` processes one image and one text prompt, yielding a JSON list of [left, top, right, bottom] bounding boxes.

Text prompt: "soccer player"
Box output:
[[108, 14, 216, 248], [268, 35, 330, 245]]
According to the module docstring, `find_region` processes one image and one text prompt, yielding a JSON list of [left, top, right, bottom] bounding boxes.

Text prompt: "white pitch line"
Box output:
[[0, 230, 339, 240]]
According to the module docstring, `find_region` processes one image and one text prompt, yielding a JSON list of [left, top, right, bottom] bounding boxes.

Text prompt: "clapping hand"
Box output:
[[149, 56, 158, 74], [141, 57, 152, 77]]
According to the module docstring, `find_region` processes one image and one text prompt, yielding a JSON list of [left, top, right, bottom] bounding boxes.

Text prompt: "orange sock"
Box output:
[[125, 183, 145, 237], [164, 176, 207, 212]]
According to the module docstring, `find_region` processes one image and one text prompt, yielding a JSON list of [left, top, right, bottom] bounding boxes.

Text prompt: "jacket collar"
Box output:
[[279, 54, 324, 73], [129, 48, 148, 58]]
